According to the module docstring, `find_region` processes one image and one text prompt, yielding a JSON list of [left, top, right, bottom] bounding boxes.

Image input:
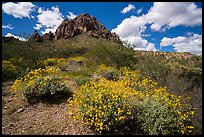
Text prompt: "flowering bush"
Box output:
[[24, 74, 69, 103], [67, 64, 195, 135], [11, 67, 70, 103], [59, 56, 86, 72], [68, 56, 87, 62], [68, 78, 132, 134], [11, 67, 59, 92], [2, 60, 18, 81], [43, 58, 66, 66], [95, 64, 119, 81]]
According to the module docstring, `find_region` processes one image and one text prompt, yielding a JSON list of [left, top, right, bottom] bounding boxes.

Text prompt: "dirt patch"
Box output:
[[2, 82, 94, 135]]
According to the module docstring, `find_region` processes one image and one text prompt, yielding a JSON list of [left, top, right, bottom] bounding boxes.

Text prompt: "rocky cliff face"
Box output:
[[42, 31, 55, 41], [55, 13, 120, 42]]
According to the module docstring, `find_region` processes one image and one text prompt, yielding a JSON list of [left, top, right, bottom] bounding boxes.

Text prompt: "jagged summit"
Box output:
[[30, 30, 43, 42], [31, 13, 120, 43], [42, 31, 55, 41], [54, 13, 120, 42]]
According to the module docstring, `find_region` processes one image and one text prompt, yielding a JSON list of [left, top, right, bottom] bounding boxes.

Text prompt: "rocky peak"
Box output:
[[42, 31, 55, 41], [32, 30, 43, 42], [55, 13, 120, 42]]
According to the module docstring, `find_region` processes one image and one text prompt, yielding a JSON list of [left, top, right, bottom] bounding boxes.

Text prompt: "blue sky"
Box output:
[[2, 2, 202, 55]]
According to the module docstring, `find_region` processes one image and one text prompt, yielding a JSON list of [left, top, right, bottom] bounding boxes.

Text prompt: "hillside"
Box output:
[[2, 15, 202, 135]]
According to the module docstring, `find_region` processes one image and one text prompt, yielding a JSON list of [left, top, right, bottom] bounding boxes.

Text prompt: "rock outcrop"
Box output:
[[55, 13, 120, 42], [42, 31, 55, 41], [32, 30, 43, 42]]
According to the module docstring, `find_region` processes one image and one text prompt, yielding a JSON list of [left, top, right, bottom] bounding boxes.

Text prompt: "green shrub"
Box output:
[[133, 98, 180, 135], [76, 76, 90, 86], [96, 64, 119, 81], [43, 58, 58, 66], [86, 40, 136, 68], [2, 60, 18, 81], [23, 74, 70, 104], [59, 62, 69, 71], [68, 66, 195, 135]]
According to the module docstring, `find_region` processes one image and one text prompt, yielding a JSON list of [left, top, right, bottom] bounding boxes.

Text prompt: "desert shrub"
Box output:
[[133, 97, 194, 135], [43, 58, 66, 66], [76, 76, 90, 86], [95, 64, 119, 81], [10, 67, 71, 104], [67, 78, 132, 134], [59, 62, 69, 71], [43, 58, 58, 66], [68, 66, 195, 135], [86, 40, 136, 68], [134, 55, 170, 87], [11, 67, 59, 93], [2, 60, 18, 81], [7, 57, 46, 78], [59, 56, 85, 72], [23, 74, 69, 104]]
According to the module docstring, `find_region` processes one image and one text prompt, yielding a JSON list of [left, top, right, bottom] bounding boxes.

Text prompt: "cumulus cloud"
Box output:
[[5, 33, 27, 41], [112, 15, 147, 38], [2, 24, 14, 29], [112, 2, 201, 52], [67, 12, 77, 19], [121, 36, 158, 51], [112, 15, 157, 51], [35, 6, 64, 34], [121, 4, 135, 14], [145, 2, 202, 31], [160, 34, 202, 55], [2, 2, 35, 18], [34, 24, 42, 30]]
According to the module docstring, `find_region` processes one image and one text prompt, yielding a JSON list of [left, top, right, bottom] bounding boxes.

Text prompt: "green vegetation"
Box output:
[[68, 66, 195, 135], [2, 34, 202, 135]]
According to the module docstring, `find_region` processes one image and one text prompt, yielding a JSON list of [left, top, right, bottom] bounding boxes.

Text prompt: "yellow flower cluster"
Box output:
[[95, 64, 116, 75], [68, 79, 132, 133], [43, 58, 66, 66], [11, 67, 59, 93], [3, 60, 17, 74], [67, 64, 195, 134], [68, 56, 87, 62]]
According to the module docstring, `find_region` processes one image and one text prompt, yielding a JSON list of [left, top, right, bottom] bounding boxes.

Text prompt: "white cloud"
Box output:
[[145, 2, 202, 31], [121, 4, 135, 14], [67, 12, 77, 19], [5, 33, 27, 41], [2, 2, 35, 18], [136, 8, 142, 14], [34, 24, 42, 30], [35, 6, 64, 34], [121, 36, 158, 51], [160, 36, 187, 46], [38, 7, 43, 13], [112, 2, 201, 52], [112, 15, 157, 52], [160, 34, 202, 55], [2, 24, 14, 29], [112, 15, 147, 38]]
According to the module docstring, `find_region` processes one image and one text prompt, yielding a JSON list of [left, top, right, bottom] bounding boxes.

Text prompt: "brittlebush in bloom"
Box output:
[[68, 64, 195, 135]]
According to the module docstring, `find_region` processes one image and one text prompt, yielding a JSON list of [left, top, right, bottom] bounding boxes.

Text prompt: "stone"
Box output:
[[31, 30, 43, 42], [42, 31, 55, 41], [17, 108, 24, 113], [55, 13, 121, 43]]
